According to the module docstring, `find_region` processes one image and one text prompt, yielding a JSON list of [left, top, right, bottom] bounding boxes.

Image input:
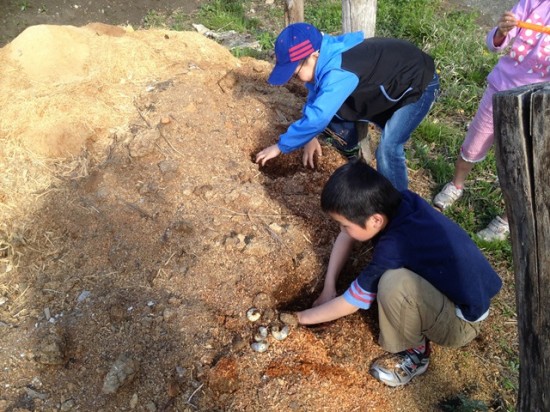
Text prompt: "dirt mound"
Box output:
[[0, 24, 515, 411], [0, 23, 237, 157]]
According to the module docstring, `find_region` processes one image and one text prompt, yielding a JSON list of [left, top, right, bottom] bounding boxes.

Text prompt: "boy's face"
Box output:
[[293, 51, 318, 83], [330, 212, 385, 242]]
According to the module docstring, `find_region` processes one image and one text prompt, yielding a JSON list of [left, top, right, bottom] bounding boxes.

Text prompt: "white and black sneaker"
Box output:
[[370, 342, 431, 387]]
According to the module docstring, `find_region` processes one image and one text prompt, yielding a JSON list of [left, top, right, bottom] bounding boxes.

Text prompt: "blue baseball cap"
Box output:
[[268, 23, 323, 85]]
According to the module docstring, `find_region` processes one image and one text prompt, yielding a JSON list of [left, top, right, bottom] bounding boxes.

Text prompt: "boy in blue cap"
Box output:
[[291, 159, 502, 386], [255, 23, 439, 191]]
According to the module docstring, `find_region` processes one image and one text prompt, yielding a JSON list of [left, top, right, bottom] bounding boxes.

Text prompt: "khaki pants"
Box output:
[[377, 268, 482, 353]]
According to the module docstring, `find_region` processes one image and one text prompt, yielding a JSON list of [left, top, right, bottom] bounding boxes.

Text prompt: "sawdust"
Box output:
[[0, 23, 517, 411]]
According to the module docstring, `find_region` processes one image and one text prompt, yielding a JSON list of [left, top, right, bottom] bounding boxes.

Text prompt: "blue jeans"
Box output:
[[375, 73, 440, 191]]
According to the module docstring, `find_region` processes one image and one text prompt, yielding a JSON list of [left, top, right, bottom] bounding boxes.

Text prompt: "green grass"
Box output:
[[305, 0, 342, 33], [197, 0, 260, 32]]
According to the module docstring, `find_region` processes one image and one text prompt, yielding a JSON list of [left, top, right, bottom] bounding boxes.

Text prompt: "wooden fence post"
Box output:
[[493, 82, 550, 412], [341, 0, 378, 163], [284, 0, 304, 25]]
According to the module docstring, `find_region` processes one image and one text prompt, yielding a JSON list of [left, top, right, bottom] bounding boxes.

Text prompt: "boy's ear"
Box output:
[[311, 50, 320, 59], [369, 213, 385, 229]]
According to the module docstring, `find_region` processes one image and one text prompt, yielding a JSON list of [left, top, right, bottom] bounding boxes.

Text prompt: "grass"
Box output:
[[138, 0, 517, 408]]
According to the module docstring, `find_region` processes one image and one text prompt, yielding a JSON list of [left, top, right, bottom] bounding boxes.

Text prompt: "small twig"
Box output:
[[300, 232, 313, 245], [118, 197, 154, 220], [13, 284, 31, 302], [133, 99, 152, 128], [187, 383, 204, 409], [43, 289, 63, 294], [157, 126, 185, 157], [33, 188, 61, 199], [322, 127, 347, 146], [164, 251, 177, 266]]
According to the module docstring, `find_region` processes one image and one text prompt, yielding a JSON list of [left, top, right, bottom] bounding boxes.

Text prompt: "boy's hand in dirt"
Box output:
[[255, 144, 281, 166], [302, 137, 322, 168]]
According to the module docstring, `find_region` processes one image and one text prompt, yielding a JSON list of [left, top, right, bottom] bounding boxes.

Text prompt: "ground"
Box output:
[[0, 2, 517, 412]]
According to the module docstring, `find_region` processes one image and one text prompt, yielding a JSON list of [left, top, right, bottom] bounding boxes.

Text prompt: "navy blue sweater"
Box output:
[[343, 191, 502, 322]]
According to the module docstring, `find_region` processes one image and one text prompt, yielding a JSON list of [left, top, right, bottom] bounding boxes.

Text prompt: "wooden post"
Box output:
[[493, 82, 550, 412], [284, 0, 304, 25], [342, 0, 377, 163], [342, 0, 377, 37]]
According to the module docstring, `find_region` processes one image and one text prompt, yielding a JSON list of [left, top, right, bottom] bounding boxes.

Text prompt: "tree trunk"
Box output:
[[342, 0, 377, 37], [284, 0, 304, 25], [342, 0, 377, 163], [493, 83, 550, 412]]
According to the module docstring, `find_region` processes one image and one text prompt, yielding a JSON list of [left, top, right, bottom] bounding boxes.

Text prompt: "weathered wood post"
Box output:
[[493, 82, 550, 412], [342, 0, 377, 37], [342, 0, 378, 162], [284, 0, 304, 25]]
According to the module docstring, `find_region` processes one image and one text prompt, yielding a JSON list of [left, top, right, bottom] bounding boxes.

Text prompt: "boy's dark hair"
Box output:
[[321, 159, 402, 227]]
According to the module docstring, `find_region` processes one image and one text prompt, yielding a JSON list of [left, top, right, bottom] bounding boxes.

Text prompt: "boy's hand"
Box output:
[[302, 137, 322, 168], [255, 144, 281, 166], [312, 288, 337, 307]]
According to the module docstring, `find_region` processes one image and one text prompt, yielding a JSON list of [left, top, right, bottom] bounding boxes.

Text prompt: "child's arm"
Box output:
[[297, 295, 359, 325], [313, 229, 355, 306]]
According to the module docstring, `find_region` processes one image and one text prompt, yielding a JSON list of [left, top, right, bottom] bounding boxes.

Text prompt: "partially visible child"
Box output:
[[433, 0, 550, 241], [255, 23, 439, 191], [293, 159, 501, 387]]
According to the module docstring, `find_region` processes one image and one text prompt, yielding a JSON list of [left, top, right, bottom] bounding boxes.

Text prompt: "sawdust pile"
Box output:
[[0, 23, 516, 411], [0, 23, 238, 157]]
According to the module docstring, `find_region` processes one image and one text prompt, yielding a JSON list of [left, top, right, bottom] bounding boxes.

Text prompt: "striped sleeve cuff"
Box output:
[[343, 279, 376, 309]]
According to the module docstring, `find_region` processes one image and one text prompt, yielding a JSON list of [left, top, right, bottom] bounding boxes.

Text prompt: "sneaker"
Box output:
[[476, 216, 509, 241], [369, 344, 430, 387], [433, 182, 463, 210], [320, 133, 360, 159]]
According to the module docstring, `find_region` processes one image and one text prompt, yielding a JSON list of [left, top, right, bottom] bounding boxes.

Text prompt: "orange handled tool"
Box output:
[[517, 20, 550, 34]]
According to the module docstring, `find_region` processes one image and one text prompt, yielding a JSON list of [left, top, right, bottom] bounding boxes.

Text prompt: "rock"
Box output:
[[158, 160, 178, 174], [128, 129, 159, 158], [162, 308, 177, 322], [23, 387, 47, 400], [60, 398, 75, 411], [35, 333, 66, 365], [76, 290, 91, 303], [129, 393, 138, 409], [279, 312, 299, 327], [268, 222, 284, 234], [102, 353, 139, 394]]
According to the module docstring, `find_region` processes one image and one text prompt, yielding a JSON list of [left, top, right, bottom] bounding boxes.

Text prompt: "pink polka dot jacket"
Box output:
[[487, 0, 550, 91]]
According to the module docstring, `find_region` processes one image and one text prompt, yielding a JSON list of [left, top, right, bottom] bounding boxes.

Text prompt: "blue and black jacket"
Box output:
[[277, 32, 435, 153]]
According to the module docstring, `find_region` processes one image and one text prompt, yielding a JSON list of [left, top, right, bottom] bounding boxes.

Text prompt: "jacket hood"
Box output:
[[314, 31, 364, 82]]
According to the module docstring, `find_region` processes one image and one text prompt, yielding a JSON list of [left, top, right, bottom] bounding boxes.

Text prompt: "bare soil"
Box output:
[[0, 2, 518, 412], [0, 0, 201, 46]]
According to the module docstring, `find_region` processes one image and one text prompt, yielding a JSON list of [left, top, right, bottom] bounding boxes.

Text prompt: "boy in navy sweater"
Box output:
[[294, 159, 501, 387], [255, 23, 439, 191]]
